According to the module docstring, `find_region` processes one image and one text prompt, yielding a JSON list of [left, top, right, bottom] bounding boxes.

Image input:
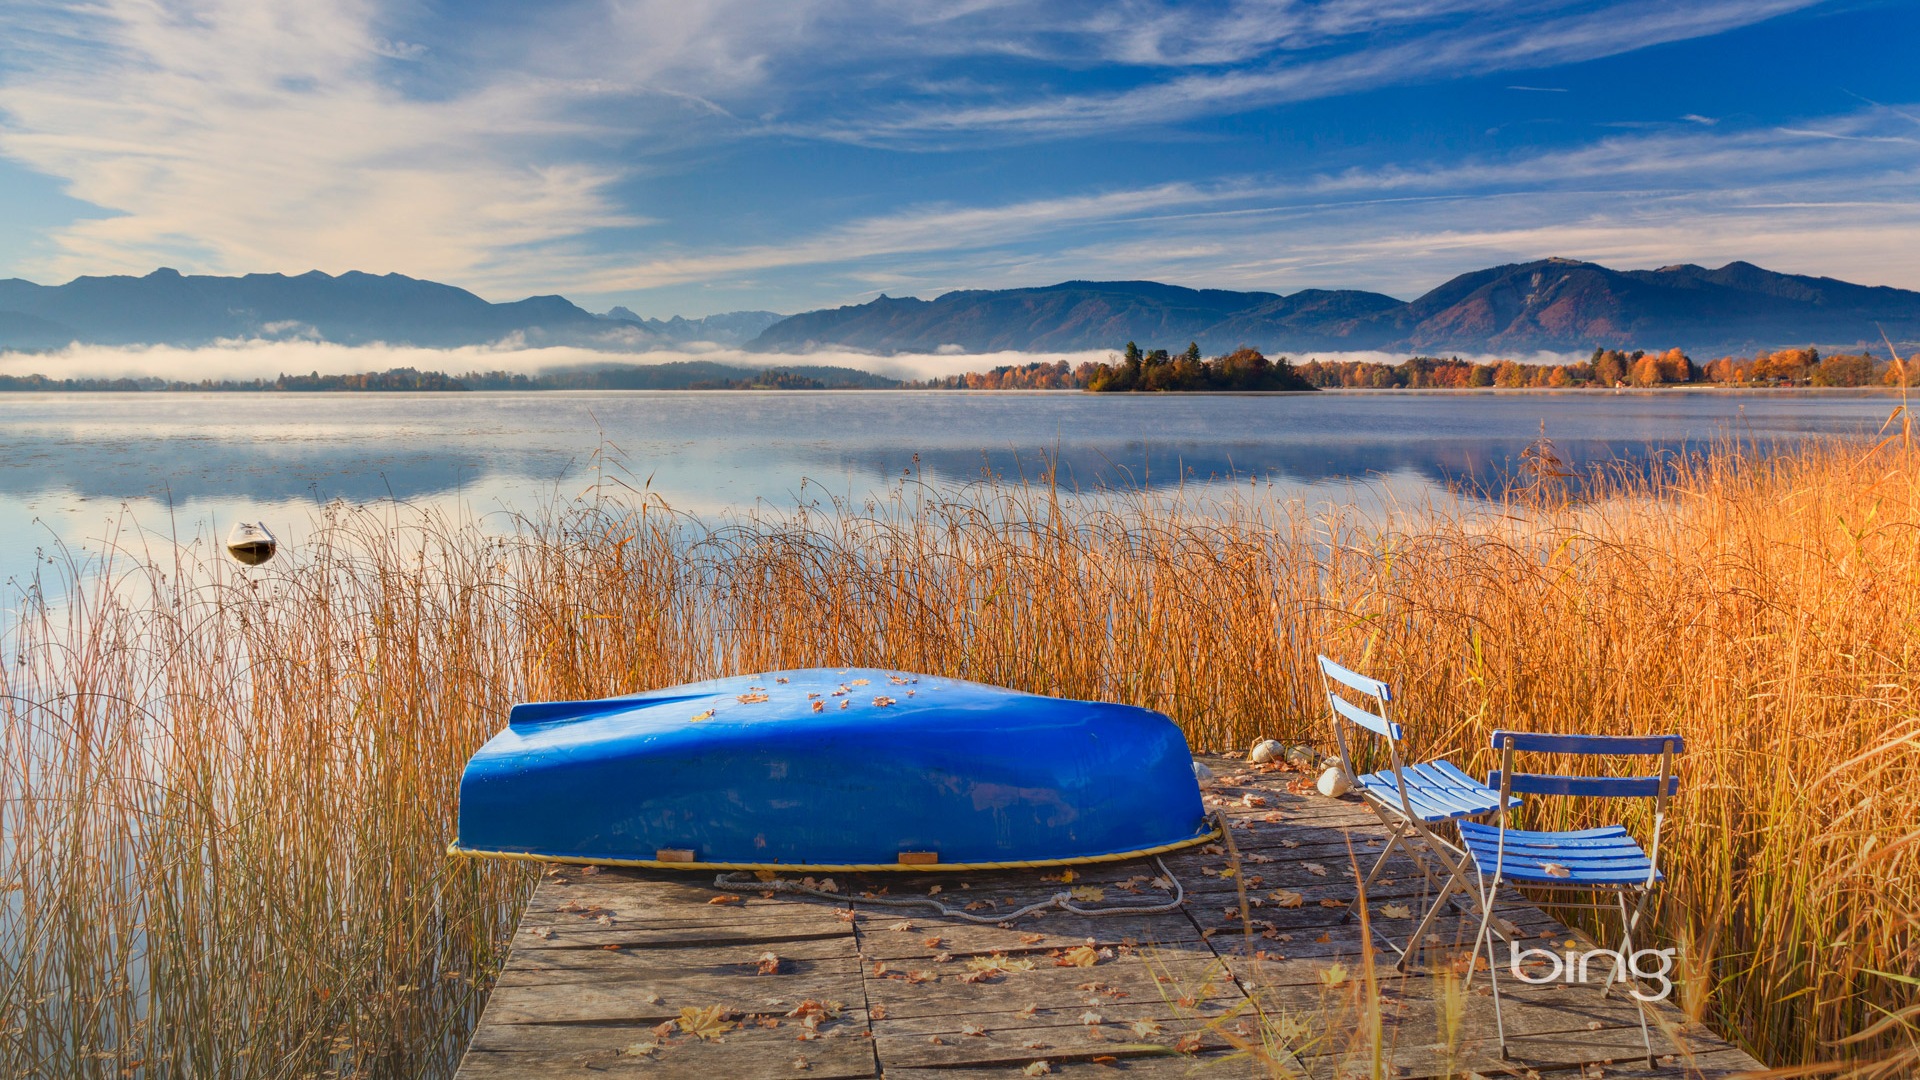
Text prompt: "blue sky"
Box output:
[[0, 0, 1916, 317]]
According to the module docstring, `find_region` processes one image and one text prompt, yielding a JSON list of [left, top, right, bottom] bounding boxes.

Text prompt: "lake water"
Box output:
[[0, 388, 1903, 598]]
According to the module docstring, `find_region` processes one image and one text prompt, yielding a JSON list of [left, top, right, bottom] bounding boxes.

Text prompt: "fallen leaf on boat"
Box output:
[[1279, 839, 1301, 848], [1057, 946, 1100, 967], [775, 676, 790, 683], [1378, 903, 1414, 919], [1174, 1033, 1205, 1053], [839, 700, 849, 709], [1241, 794, 1268, 808], [1023, 1062, 1052, 1076], [1271, 890, 1305, 908], [887, 920, 914, 932], [1542, 862, 1572, 878], [641, 991, 663, 1005], [796, 1029, 820, 1041], [923, 935, 943, 948], [1042, 869, 1077, 882], [678, 1005, 736, 1040], [580, 865, 602, 876], [1320, 962, 1349, 987], [619, 1041, 658, 1057], [1303, 862, 1328, 876], [870, 1004, 887, 1019], [1149, 876, 1174, 891], [906, 970, 935, 984], [1080, 1010, 1104, 1025], [927, 1035, 945, 1045], [872, 696, 897, 707], [1017, 1003, 1039, 1018], [811, 701, 824, 713], [528, 927, 554, 939], [738, 693, 770, 704], [1131, 1019, 1161, 1037], [790, 1054, 809, 1070], [690, 709, 715, 722], [1069, 885, 1105, 902], [933, 952, 953, 963], [960, 1023, 987, 1037], [836, 909, 859, 923], [651, 1020, 677, 1037], [708, 895, 742, 906], [850, 678, 870, 686], [1020, 933, 1046, 945], [757, 952, 782, 975], [1319, 899, 1347, 909]]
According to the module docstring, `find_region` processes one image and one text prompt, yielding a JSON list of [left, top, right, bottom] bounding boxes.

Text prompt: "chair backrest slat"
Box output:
[[1489, 730, 1684, 756], [1318, 655, 1392, 702], [1330, 692, 1403, 741], [1488, 770, 1680, 799]]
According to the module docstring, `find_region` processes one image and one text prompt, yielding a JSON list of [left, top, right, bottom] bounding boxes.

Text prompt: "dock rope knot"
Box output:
[[712, 854, 1187, 924]]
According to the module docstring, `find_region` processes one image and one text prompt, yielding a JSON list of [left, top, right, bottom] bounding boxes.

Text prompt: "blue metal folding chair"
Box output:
[[1316, 656, 1518, 970], [1463, 730, 1683, 1067]]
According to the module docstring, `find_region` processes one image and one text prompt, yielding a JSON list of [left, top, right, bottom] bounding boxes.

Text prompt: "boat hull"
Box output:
[[453, 668, 1213, 870]]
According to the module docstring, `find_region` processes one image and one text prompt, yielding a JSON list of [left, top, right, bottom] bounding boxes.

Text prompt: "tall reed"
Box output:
[[1, 437, 1913, 1075]]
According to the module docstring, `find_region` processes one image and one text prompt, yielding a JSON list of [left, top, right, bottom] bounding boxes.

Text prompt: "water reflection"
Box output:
[[0, 388, 1898, 593]]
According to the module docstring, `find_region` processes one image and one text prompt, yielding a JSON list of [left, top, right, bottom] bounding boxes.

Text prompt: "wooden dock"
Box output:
[[454, 756, 1768, 1079]]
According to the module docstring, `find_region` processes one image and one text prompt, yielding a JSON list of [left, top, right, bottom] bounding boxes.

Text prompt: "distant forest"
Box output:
[[911, 345, 1916, 391]]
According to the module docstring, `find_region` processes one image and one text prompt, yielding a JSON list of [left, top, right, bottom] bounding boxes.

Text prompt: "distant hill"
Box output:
[[0, 267, 611, 349], [595, 308, 786, 346], [749, 260, 1920, 357]]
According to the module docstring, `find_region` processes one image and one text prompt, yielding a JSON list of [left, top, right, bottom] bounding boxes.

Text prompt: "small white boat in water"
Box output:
[[225, 521, 278, 565]]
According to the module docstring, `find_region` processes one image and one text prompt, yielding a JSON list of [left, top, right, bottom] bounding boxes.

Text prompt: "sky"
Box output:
[[0, 0, 1916, 319]]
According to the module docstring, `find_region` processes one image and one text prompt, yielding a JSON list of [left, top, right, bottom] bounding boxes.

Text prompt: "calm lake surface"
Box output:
[[0, 388, 1903, 597]]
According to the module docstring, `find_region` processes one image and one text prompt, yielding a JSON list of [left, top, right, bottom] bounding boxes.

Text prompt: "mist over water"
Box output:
[[0, 340, 1589, 384]]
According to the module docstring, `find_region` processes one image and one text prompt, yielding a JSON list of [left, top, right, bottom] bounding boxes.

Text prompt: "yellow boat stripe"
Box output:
[[447, 826, 1221, 873]]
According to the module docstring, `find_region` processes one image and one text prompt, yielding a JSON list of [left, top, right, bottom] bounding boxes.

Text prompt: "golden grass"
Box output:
[[2, 435, 1916, 1076]]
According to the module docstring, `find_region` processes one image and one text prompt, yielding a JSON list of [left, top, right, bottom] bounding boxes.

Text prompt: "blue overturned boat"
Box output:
[[453, 668, 1213, 870]]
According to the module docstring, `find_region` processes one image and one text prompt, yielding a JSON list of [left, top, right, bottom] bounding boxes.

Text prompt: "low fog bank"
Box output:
[[0, 338, 1587, 385]]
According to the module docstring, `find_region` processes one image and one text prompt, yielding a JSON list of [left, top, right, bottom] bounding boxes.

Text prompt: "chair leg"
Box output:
[[1397, 857, 1468, 971], [1613, 890, 1656, 1070], [1344, 823, 1407, 925], [1481, 894, 1510, 1060]]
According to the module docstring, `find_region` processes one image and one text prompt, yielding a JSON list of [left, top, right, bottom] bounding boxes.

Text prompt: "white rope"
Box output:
[[713, 854, 1188, 924]]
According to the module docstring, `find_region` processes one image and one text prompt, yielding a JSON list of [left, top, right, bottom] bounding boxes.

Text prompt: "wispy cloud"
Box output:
[[0, 0, 643, 291], [563, 106, 1920, 302], [807, 0, 1817, 142]]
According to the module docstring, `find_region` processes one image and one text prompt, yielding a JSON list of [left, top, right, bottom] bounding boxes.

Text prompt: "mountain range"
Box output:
[[1, 258, 1916, 357], [751, 259, 1920, 357]]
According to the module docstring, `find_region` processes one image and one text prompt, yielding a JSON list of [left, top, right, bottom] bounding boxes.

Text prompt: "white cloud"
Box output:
[[0, 0, 639, 292], [808, 0, 1817, 142], [562, 106, 1920, 302]]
